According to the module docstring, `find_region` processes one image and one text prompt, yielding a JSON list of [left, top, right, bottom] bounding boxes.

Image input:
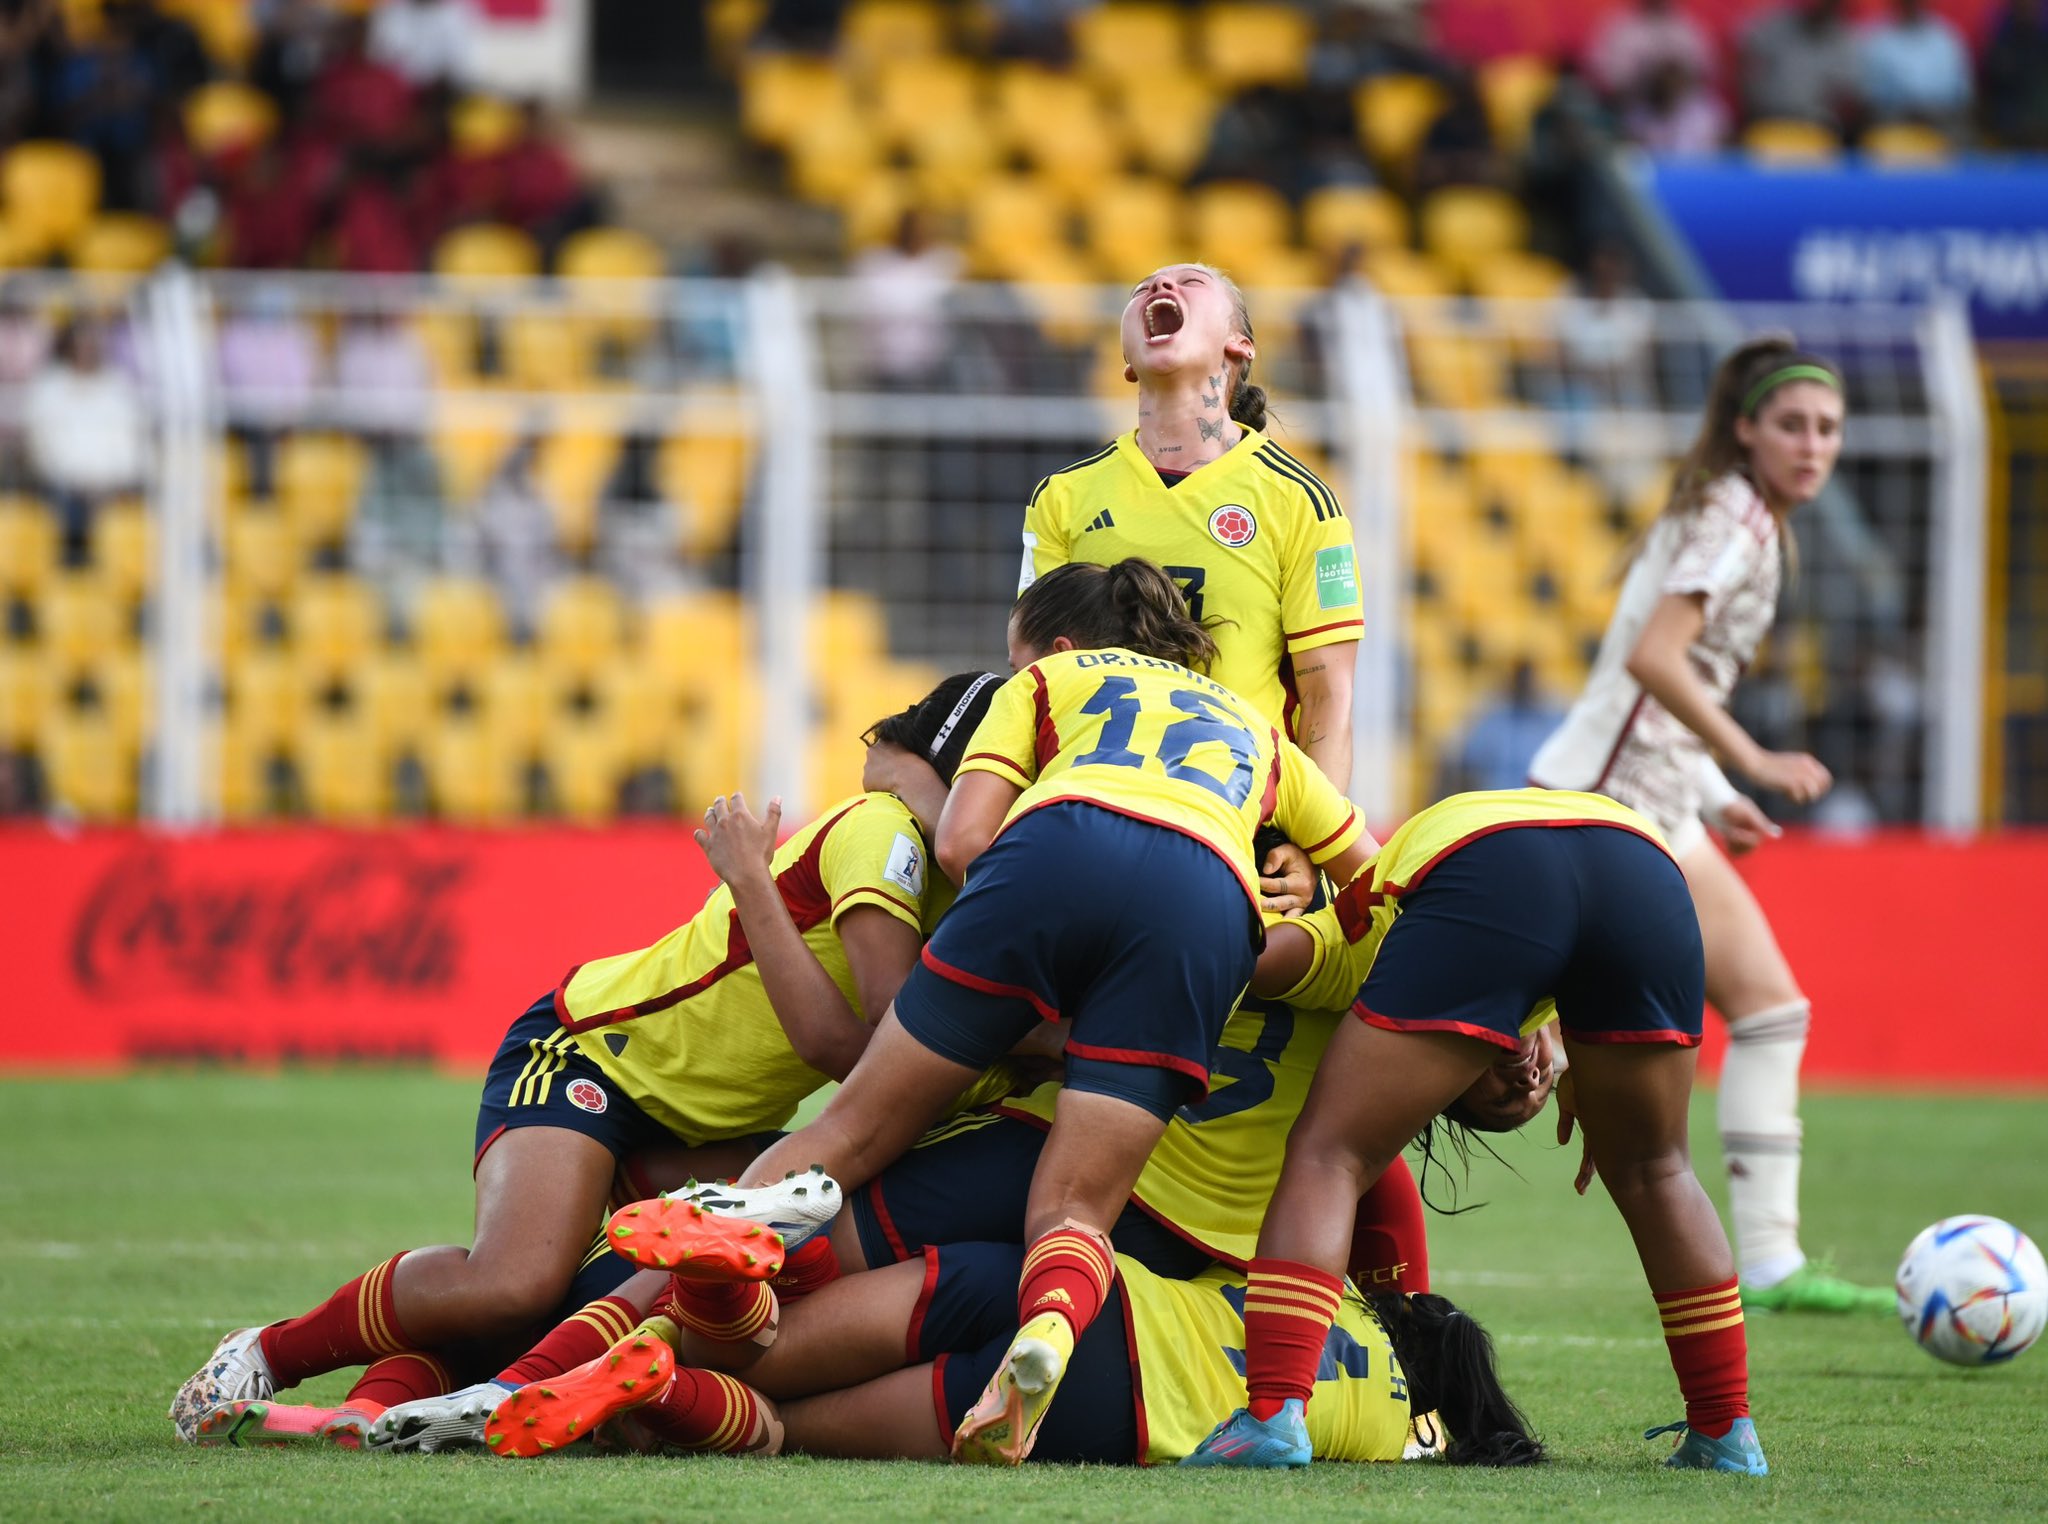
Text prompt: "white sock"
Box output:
[[1717, 999, 1810, 1285]]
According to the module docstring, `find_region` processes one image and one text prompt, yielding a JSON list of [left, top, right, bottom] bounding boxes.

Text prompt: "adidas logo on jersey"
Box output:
[[1081, 510, 1116, 533]]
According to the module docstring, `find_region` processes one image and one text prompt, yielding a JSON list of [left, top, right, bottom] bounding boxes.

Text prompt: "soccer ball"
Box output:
[[1894, 1215, 2047, 1367]]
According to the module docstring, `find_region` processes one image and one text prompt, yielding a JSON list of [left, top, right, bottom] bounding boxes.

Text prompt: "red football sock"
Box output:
[[771, 1235, 841, 1302], [637, 1367, 775, 1454], [1016, 1223, 1115, 1340], [496, 1294, 641, 1387], [345, 1350, 452, 1415], [1243, 1256, 1345, 1421], [1348, 1157, 1430, 1294], [259, 1252, 413, 1387], [660, 1275, 779, 1347], [1655, 1277, 1750, 1438]]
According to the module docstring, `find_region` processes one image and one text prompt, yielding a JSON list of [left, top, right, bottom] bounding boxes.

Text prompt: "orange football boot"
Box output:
[[605, 1197, 786, 1280], [484, 1332, 675, 1459]]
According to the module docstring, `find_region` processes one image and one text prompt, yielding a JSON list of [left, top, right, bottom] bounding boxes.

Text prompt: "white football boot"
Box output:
[[169, 1327, 276, 1442], [662, 1165, 842, 1250], [362, 1381, 516, 1453]]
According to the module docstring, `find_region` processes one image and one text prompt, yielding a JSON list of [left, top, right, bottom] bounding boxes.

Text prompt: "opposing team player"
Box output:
[[700, 558, 1375, 1466], [1528, 338, 1888, 1314], [1187, 788, 1770, 1475], [165, 672, 1006, 1443]]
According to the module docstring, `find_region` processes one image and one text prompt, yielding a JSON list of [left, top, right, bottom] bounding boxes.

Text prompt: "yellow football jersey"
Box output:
[[553, 793, 949, 1145], [1019, 429, 1364, 736], [1122, 1258, 1413, 1465], [958, 648, 1364, 906], [1002, 995, 1339, 1268], [1309, 788, 1671, 1038]]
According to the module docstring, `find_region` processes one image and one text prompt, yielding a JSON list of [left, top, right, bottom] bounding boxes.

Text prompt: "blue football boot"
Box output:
[[1180, 1400, 1313, 1468], [1647, 1417, 1770, 1475]]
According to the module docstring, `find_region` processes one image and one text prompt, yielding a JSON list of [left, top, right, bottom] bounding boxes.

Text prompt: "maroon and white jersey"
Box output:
[[1529, 472, 1781, 844]]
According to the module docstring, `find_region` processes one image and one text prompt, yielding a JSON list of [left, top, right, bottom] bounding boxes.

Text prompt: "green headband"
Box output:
[[1742, 364, 1839, 417]]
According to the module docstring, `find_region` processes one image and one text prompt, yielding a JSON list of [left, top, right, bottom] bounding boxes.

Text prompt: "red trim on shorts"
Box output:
[[1384, 817, 1674, 900], [1354, 1005, 1521, 1053], [864, 1180, 912, 1264], [905, 1246, 942, 1364], [919, 945, 1059, 1022], [1063, 1039, 1212, 1094], [472, 1123, 508, 1173], [931, 1352, 956, 1448], [1590, 693, 1650, 793], [1120, 1271, 1151, 1465], [1560, 1026, 1703, 1047]]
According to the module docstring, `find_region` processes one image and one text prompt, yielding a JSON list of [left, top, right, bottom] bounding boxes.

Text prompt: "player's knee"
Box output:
[[1595, 1148, 1693, 1206], [453, 1249, 577, 1329]]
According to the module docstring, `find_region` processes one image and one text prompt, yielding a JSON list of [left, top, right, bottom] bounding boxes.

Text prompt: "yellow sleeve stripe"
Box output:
[[1662, 1309, 1747, 1337], [1245, 1286, 1345, 1317], [1658, 1286, 1746, 1314], [1245, 1297, 1342, 1323]]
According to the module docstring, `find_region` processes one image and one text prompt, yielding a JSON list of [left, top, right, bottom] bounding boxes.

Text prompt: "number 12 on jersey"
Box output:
[[1074, 675, 1259, 807]]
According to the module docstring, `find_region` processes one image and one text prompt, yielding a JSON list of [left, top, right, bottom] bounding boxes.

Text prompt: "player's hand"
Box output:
[[1553, 1068, 1597, 1195], [1712, 793, 1783, 856], [1743, 748, 1832, 805], [695, 792, 783, 884], [1259, 841, 1315, 916]]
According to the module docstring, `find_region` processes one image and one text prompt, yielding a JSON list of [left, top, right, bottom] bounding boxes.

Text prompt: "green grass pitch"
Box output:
[[4, 1073, 2045, 1521]]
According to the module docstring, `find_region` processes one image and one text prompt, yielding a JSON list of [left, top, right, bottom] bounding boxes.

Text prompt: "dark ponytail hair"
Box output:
[[1367, 1291, 1545, 1467], [1186, 261, 1267, 432], [1013, 558, 1223, 672]]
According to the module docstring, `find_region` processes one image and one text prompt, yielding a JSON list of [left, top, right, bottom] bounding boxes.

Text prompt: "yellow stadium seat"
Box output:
[[1073, 3, 1188, 88], [69, 212, 170, 275], [450, 94, 521, 158], [841, 0, 947, 74], [644, 592, 750, 699], [558, 226, 666, 284], [1, 141, 101, 259], [1469, 249, 1571, 302], [183, 81, 278, 159], [223, 508, 297, 602], [534, 427, 620, 554], [872, 56, 983, 150], [163, 0, 257, 68], [1743, 118, 1841, 165], [225, 650, 303, 751], [788, 107, 888, 206], [0, 497, 57, 596], [290, 575, 382, 683], [89, 649, 150, 752], [217, 726, 277, 821], [431, 419, 514, 506], [433, 223, 542, 281], [1302, 184, 1409, 259], [706, 0, 768, 67], [411, 576, 506, 686], [1354, 74, 1448, 181], [668, 683, 760, 809], [990, 64, 1095, 159], [1419, 187, 1529, 281], [1080, 175, 1185, 284], [356, 653, 431, 755], [1863, 122, 1952, 165], [965, 173, 1068, 277], [543, 718, 624, 823], [811, 589, 890, 668], [501, 311, 596, 390], [476, 654, 549, 754], [424, 716, 525, 822], [1363, 247, 1456, 303], [296, 708, 388, 821], [277, 433, 367, 551], [657, 428, 753, 561], [0, 650, 45, 748], [739, 53, 853, 150], [41, 710, 134, 820], [415, 310, 480, 385], [590, 661, 673, 772], [1199, 3, 1312, 90], [89, 499, 153, 603], [1189, 180, 1293, 271], [1111, 75, 1219, 182], [39, 574, 127, 666], [537, 575, 627, 682], [1477, 55, 1554, 157]]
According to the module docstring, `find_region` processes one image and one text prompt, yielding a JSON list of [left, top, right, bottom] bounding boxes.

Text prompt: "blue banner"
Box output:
[[1647, 161, 2048, 339]]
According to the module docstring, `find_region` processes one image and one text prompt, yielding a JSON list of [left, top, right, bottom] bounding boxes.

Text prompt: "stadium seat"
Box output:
[[1302, 185, 1409, 260], [1, 141, 101, 260], [841, 0, 948, 73], [1863, 122, 1953, 165], [788, 107, 889, 206], [431, 419, 514, 506], [0, 497, 57, 596], [225, 650, 303, 751], [90, 649, 149, 752], [644, 591, 750, 699], [276, 434, 367, 552], [1189, 180, 1293, 272], [536, 575, 628, 682], [411, 576, 506, 687], [1419, 187, 1530, 282], [40, 710, 134, 819], [1225, 244, 1325, 292], [433, 223, 543, 282], [591, 661, 672, 772], [162, 0, 257, 69], [1072, 3, 1188, 88], [502, 311, 597, 391], [450, 94, 522, 159], [89, 499, 153, 603], [739, 53, 853, 150], [69, 212, 170, 275], [542, 717, 625, 823], [558, 226, 666, 285], [1469, 249, 1572, 302], [0, 650, 45, 748], [296, 708, 389, 822], [535, 426, 621, 554], [476, 655, 549, 755], [356, 652, 432, 756], [1743, 118, 1841, 165], [1477, 55, 1554, 157], [1080, 175, 1185, 283], [1109, 74, 1219, 182], [836, 169, 919, 252], [424, 717, 525, 822], [1198, 3, 1312, 91], [1354, 75, 1448, 181], [222, 508, 297, 602], [1407, 332, 1511, 408], [872, 55, 983, 150], [1363, 247, 1456, 303], [289, 575, 382, 684], [657, 427, 753, 559], [668, 684, 759, 809], [965, 173, 1069, 277], [705, 0, 767, 67], [993, 69, 1121, 199], [37, 574, 127, 667], [183, 81, 278, 159]]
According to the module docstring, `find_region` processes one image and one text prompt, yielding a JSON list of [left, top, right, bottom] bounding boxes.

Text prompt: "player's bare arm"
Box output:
[[1290, 640, 1358, 794], [1249, 918, 1317, 997], [862, 741, 949, 839], [934, 770, 1022, 884]]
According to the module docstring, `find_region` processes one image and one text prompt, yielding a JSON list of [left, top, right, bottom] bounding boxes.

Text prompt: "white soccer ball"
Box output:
[[1895, 1215, 2048, 1367]]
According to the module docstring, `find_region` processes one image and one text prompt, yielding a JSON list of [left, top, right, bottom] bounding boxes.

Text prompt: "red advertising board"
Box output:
[[1, 825, 2043, 1084]]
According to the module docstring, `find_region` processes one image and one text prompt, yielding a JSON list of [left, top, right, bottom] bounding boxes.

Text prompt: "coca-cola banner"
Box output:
[[1, 826, 2044, 1083]]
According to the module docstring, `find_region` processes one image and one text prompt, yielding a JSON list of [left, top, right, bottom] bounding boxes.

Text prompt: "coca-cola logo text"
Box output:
[[71, 843, 470, 997]]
